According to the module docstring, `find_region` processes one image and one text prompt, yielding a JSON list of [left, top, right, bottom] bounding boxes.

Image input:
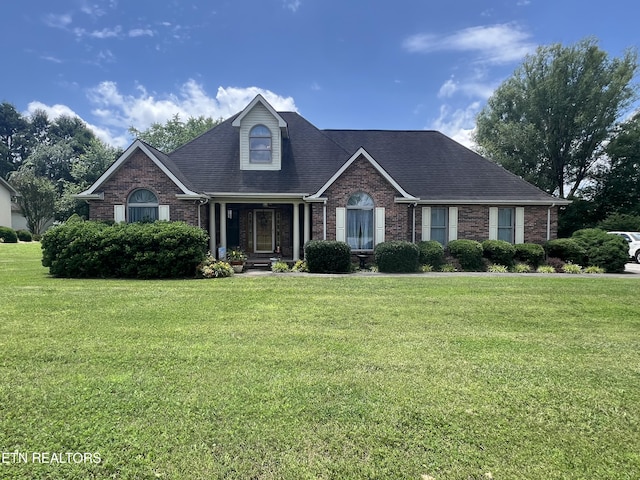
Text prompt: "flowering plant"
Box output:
[[227, 248, 247, 262]]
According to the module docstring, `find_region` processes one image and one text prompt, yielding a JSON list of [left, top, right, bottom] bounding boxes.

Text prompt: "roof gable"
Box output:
[[77, 140, 201, 199], [309, 147, 418, 200], [231, 94, 288, 133], [0, 177, 17, 196]]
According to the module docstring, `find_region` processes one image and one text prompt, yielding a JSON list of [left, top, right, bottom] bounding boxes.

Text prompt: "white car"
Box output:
[[608, 231, 640, 263]]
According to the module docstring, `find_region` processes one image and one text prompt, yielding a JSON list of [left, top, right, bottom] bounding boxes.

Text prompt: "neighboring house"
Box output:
[[77, 94, 570, 261], [0, 177, 18, 229]]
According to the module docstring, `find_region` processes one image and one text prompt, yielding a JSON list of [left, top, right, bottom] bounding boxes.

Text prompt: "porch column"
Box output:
[[209, 201, 216, 256], [303, 203, 311, 247], [219, 201, 227, 252], [293, 202, 300, 260]]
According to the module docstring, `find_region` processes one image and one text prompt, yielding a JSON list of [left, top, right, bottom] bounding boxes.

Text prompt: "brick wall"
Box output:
[[87, 149, 201, 226], [313, 154, 411, 242], [415, 204, 558, 244]]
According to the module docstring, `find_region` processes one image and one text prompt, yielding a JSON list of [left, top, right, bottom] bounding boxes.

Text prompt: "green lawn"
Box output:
[[1, 242, 639, 479]]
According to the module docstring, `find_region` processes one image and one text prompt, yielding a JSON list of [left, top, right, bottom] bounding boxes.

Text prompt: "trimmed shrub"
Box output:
[[41, 220, 209, 278], [544, 238, 586, 264], [514, 243, 545, 268], [482, 239, 516, 267], [16, 230, 33, 242], [304, 240, 351, 273], [447, 239, 484, 271], [374, 241, 420, 273], [545, 257, 565, 273], [417, 240, 445, 269], [0, 226, 18, 243], [571, 228, 628, 273]]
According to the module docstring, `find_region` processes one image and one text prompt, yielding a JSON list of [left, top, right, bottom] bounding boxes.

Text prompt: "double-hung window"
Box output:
[[497, 207, 514, 243], [430, 207, 448, 245]]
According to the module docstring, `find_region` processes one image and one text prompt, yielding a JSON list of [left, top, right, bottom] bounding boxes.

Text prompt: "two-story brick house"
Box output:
[[77, 94, 569, 262]]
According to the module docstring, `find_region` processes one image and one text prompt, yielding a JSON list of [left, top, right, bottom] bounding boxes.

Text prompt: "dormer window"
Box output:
[[249, 125, 272, 163]]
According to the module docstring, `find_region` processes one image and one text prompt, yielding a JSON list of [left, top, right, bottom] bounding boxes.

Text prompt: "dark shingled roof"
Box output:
[[165, 109, 560, 203]]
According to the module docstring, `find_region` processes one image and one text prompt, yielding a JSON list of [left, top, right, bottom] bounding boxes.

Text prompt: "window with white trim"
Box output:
[[431, 207, 448, 245], [347, 192, 374, 250], [128, 189, 158, 222], [249, 125, 272, 163], [498, 207, 514, 243]]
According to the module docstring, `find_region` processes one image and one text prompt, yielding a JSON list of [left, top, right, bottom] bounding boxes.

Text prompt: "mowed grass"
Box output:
[[1, 243, 639, 479]]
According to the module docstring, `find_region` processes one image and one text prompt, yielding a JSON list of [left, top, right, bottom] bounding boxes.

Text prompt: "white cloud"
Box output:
[[437, 76, 496, 100], [43, 13, 73, 29], [283, 0, 301, 12], [429, 102, 482, 149], [129, 28, 154, 38], [82, 80, 297, 147], [403, 23, 536, 65]]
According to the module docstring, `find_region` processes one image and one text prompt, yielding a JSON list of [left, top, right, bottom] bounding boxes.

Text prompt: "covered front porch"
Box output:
[[207, 196, 314, 261]]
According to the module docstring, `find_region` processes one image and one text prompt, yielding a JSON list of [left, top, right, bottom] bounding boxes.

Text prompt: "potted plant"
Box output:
[[227, 248, 247, 273]]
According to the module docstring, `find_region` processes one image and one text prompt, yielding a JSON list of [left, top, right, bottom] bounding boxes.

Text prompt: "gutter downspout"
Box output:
[[412, 203, 417, 243]]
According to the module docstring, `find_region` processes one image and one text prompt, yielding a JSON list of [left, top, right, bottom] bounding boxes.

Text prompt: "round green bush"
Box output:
[[374, 241, 420, 273], [16, 230, 33, 242], [514, 243, 545, 268], [544, 238, 586, 265], [417, 240, 445, 269], [304, 240, 351, 273], [482, 239, 516, 267], [447, 239, 484, 271], [571, 228, 628, 273], [0, 226, 18, 243]]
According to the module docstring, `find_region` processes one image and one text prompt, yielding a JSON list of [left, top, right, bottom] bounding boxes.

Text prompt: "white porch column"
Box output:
[[209, 201, 216, 256], [303, 203, 311, 246], [293, 202, 300, 260], [219, 201, 227, 252]]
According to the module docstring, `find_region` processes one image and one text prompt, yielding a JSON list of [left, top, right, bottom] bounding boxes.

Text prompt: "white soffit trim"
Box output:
[[310, 147, 417, 200], [394, 198, 571, 205], [231, 94, 288, 129], [79, 140, 200, 197]]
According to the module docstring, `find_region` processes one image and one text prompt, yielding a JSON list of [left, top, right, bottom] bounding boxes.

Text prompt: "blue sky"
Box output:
[[1, 0, 638, 149]]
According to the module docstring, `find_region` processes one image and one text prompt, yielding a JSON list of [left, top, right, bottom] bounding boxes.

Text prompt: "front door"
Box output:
[[254, 209, 274, 253]]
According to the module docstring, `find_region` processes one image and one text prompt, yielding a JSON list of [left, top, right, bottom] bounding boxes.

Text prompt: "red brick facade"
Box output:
[[87, 150, 203, 226], [88, 149, 559, 251]]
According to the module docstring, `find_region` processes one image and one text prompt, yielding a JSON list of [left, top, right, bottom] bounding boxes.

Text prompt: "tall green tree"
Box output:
[[9, 168, 57, 235], [58, 138, 121, 220], [592, 112, 640, 216], [129, 114, 222, 152], [0, 102, 30, 178], [475, 38, 637, 198]]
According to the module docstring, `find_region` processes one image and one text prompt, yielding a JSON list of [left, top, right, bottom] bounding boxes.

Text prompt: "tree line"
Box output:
[[0, 105, 218, 234]]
